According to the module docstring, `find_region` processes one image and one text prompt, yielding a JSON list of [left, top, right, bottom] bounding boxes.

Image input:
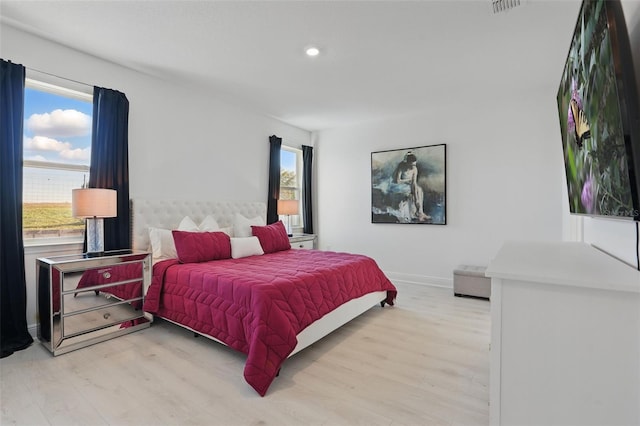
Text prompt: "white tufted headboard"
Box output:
[[131, 199, 267, 252]]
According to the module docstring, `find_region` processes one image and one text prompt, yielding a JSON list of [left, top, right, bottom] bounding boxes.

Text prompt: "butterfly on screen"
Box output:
[[569, 99, 591, 148]]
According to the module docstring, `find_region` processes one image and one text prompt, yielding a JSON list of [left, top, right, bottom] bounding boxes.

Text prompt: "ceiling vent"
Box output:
[[492, 0, 521, 14]]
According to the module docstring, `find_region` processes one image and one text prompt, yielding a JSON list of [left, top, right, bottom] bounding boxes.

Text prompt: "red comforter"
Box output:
[[144, 249, 397, 396]]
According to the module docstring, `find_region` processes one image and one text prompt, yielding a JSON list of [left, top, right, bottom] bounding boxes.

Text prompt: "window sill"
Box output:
[[23, 238, 84, 255]]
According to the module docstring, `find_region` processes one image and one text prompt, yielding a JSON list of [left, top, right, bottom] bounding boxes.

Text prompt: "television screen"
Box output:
[[557, 0, 640, 220]]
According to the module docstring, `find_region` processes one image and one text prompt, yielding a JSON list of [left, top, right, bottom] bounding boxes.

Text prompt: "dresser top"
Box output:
[[37, 250, 150, 270], [486, 241, 640, 293]]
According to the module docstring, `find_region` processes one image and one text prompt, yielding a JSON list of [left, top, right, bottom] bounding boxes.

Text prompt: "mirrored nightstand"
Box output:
[[37, 250, 151, 356]]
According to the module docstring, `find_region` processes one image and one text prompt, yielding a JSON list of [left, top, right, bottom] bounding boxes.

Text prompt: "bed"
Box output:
[[132, 199, 397, 396]]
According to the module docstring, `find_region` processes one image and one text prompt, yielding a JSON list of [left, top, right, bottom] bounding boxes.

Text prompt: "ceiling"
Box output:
[[1, 0, 583, 131]]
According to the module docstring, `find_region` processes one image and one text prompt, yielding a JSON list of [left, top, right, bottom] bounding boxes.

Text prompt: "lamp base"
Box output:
[[86, 217, 105, 253], [285, 215, 293, 238]]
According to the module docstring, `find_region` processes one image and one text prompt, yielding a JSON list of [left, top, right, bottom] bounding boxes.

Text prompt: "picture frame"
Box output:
[[371, 144, 446, 224]]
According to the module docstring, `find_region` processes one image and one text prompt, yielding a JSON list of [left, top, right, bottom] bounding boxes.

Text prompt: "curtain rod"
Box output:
[[26, 66, 94, 89]]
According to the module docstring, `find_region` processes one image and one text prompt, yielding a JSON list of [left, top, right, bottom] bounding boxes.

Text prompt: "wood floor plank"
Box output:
[[1, 283, 489, 425]]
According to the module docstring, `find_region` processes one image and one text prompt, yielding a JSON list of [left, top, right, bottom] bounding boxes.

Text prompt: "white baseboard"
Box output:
[[384, 271, 453, 288]]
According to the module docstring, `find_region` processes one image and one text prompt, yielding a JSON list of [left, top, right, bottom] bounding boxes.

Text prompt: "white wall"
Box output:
[[316, 93, 564, 286], [1, 25, 311, 329], [1, 25, 311, 202], [315, 0, 640, 285]]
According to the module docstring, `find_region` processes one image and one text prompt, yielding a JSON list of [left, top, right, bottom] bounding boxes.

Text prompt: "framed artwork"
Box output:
[[371, 144, 446, 224]]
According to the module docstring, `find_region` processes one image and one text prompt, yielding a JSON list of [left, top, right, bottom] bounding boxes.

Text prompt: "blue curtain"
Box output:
[[267, 135, 282, 224], [88, 87, 130, 251], [0, 59, 33, 358], [302, 145, 314, 234]]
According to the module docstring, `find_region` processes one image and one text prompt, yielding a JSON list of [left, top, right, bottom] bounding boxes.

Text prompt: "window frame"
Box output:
[[22, 75, 93, 247], [280, 145, 304, 232]]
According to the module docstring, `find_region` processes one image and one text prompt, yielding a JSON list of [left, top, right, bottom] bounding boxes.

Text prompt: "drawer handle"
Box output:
[[103, 312, 111, 320], [103, 271, 111, 279]]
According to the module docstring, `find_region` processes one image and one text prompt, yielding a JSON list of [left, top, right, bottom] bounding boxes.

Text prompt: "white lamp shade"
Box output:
[[277, 199, 299, 215], [72, 188, 117, 218]]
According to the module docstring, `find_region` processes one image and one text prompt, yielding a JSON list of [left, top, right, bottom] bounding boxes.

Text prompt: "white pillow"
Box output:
[[148, 227, 177, 261], [199, 215, 220, 231], [232, 213, 265, 238], [178, 216, 199, 232], [230, 237, 264, 259], [219, 226, 234, 237], [148, 216, 201, 261]]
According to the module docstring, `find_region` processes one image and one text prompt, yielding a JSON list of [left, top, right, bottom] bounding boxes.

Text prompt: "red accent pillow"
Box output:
[[171, 231, 232, 263], [251, 221, 291, 254]]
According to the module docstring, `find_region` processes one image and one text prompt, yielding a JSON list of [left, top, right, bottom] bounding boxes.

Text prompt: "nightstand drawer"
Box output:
[[62, 278, 144, 315], [62, 297, 143, 339], [292, 239, 314, 249], [60, 261, 143, 293]]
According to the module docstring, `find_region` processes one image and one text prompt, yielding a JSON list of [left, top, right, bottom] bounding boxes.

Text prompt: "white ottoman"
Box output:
[[453, 265, 490, 299]]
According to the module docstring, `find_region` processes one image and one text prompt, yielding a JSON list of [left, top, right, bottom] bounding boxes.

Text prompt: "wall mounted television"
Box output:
[[557, 0, 640, 221]]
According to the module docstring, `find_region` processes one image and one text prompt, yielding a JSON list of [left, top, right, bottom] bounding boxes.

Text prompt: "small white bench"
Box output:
[[453, 265, 490, 299]]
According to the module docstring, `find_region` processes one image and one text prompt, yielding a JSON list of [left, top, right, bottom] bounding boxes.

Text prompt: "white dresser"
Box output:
[[486, 241, 640, 426]]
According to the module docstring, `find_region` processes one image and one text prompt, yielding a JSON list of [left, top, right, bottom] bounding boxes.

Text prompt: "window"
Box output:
[[280, 146, 303, 230], [22, 77, 93, 243]]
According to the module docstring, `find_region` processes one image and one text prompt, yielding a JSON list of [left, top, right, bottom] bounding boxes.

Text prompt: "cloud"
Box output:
[[25, 155, 48, 161], [25, 136, 72, 152], [25, 136, 90, 163], [26, 109, 91, 137], [59, 147, 90, 161]]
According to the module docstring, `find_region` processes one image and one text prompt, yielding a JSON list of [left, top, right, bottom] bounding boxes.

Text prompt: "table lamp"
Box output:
[[277, 199, 299, 237], [72, 188, 117, 253]]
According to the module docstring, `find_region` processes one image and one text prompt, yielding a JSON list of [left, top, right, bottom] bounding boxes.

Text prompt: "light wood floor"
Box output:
[[1, 283, 490, 426]]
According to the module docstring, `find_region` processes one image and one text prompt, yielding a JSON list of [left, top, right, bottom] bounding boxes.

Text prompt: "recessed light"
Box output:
[[305, 46, 320, 57]]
